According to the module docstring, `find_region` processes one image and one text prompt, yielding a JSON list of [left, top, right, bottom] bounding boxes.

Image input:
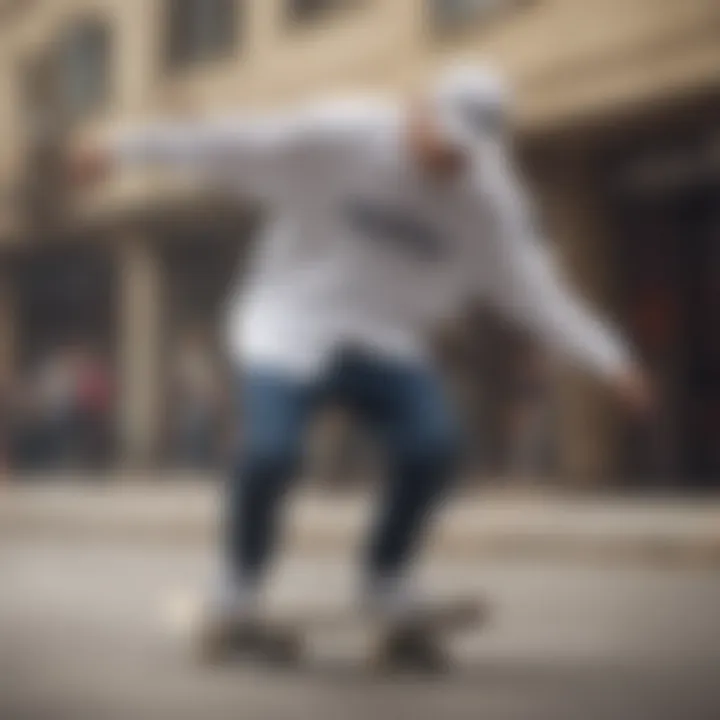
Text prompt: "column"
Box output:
[[118, 236, 164, 468]]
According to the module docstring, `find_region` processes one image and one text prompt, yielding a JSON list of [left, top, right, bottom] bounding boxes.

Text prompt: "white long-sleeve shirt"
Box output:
[[114, 98, 630, 379]]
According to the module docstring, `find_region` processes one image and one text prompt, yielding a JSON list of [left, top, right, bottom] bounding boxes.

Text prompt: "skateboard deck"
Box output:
[[164, 592, 488, 670]]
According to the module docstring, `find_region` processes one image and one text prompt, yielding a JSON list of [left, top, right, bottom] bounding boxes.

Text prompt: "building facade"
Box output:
[[0, 0, 719, 483]]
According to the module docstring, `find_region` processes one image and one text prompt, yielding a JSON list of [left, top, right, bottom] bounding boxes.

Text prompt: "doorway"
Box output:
[[608, 128, 720, 487]]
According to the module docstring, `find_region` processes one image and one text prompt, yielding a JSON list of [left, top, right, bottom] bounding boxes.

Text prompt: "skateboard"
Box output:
[[186, 596, 488, 672]]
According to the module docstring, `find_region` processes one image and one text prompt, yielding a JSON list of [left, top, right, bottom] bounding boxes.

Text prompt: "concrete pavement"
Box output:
[[2, 476, 720, 563], [2, 538, 720, 720]]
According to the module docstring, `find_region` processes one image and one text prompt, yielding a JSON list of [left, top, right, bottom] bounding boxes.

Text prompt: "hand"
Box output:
[[610, 365, 655, 419], [65, 138, 113, 188]]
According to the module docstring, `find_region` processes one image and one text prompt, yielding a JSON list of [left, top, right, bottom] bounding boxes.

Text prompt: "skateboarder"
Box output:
[[68, 64, 651, 633]]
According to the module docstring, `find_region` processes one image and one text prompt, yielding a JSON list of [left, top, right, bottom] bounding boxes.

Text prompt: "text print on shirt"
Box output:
[[344, 199, 447, 262]]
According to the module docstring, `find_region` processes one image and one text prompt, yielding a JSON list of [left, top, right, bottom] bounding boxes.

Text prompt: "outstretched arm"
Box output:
[[113, 113, 310, 196], [478, 146, 652, 413], [66, 102, 360, 199]]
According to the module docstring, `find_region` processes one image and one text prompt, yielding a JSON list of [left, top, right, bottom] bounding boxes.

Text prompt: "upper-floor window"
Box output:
[[286, 0, 360, 27], [429, 0, 533, 35], [23, 52, 59, 141], [57, 18, 112, 120], [165, 0, 240, 69], [21, 16, 111, 137]]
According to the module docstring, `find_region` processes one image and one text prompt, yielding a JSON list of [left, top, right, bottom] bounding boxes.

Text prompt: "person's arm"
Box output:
[[476, 146, 652, 412], [114, 113, 310, 195], [68, 102, 363, 199]]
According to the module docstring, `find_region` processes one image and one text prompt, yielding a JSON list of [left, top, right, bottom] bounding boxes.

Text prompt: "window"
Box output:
[[22, 52, 60, 140], [57, 19, 112, 120], [429, 0, 532, 35], [21, 17, 111, 134], [166, 0, 240, 69], [19, 18, 111, 219], [286, 0, 358, 27]]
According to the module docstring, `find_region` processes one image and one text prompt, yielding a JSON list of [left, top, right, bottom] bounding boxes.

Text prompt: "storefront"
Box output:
[[9, 243, 117, 469], [602, 113, 720, 487]]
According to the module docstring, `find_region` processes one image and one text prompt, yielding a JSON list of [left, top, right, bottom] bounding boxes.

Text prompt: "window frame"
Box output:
[[164, 0, 242, 72], [284, 0, 364, 31], [428, 0, 535, 38], [55, 15, 114, 122]]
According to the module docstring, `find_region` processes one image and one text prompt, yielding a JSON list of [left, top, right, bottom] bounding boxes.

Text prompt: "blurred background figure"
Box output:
[[73, 343, 114, 469], [31, 345, 76, 468]]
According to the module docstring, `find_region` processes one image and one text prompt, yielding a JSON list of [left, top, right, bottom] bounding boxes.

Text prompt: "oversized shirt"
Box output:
[[114, 98, 630, 379]]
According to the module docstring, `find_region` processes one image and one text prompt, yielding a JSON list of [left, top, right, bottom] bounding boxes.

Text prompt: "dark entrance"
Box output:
[[16, 245, 115, 363], [607, 127, 720, 487], [13, 244, 116, 470]]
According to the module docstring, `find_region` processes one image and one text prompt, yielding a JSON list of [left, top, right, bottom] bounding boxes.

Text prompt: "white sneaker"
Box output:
[[196, 571, 263, 662], [206, 570, 260, 625]]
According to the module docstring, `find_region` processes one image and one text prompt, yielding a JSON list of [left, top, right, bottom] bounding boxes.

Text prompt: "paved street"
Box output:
[[2, 536, 720, 720]]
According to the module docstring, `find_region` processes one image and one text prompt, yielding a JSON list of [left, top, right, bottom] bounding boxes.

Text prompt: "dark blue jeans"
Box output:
[[227, 349, 459, 582]]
